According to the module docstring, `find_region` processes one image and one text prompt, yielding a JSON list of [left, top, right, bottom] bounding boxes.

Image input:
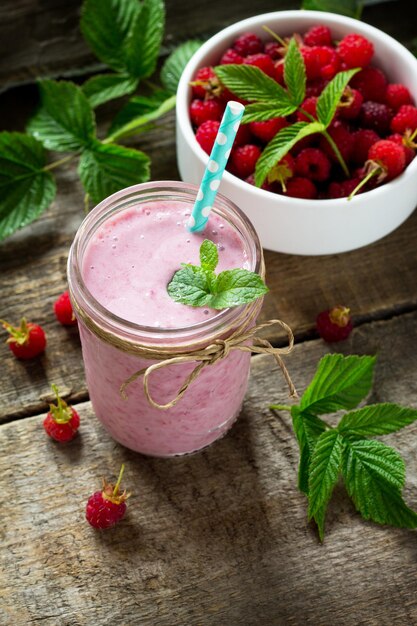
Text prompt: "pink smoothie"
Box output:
[[76, 200, 256, 456]]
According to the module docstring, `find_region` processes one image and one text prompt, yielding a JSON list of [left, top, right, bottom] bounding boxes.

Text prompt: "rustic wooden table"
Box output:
[[1, 1, 417, 625]]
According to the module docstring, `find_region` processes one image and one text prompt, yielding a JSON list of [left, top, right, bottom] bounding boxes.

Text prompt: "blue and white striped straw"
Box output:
[[187, 101, 245, 233]]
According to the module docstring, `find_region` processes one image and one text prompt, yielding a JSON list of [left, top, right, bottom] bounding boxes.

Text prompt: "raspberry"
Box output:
[[327, 177, 362, 199], [54, 290, 77, 326], [2, 317, 46, 359], [337, 34, 374, 69], [283, 177, 317, 199], [359, 101, 393, 134], [350, 67, 387, 102], [351, 129, 380, 164], [337, 87, 363, 120], [43, 384, 80, 442], [385, 84, 413, 111], [316, 306, 353, 342], [190, 98, 223, 126], [229, 144, 262, 178], [195, 120, 220, 154], [387, 133, 415, 165], [319, 121, 354, 164], [303, 25, 332, 47], [245, 173, 275, 192], [190, 66, 219, 99], [220, 48, 244, 65], [274, 60, 285, 85], [301, 46, 339, 80], [297, 96, 318, 122], [264, 41, 282, 60], [295, 148, 331, 182], [367, 139, 406, 181], [243, 53, 275, 78], [390, 105, 417, 134], [249, 117, 288, 142], [86, 465, 130, 530], [233, 32, 263, 56], [234, 123, 253, 146]]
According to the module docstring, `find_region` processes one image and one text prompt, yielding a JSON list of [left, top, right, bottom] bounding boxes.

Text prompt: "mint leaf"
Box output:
[[108, 91, 175, 136], [316, 69, 360, 128], [342, 439, 417, 528], [200, 239, 218, 272], [284, 38, 306, 107], [209, 269, 268, 309], [308, 430, 343, 532], [80, 0, 140, 72], [301, 0, 363, 19], [291, 406, 327, 495], [82, 74, 138, 108], [0, 132, 56, 241], [300, 354, 376, 415], [125, 0, 165, 79], [167, 265, 212, 307], [27, 80, 95, 152], [215, 64, 292, 104], [78, 141, 150, 204], [255, 121, 324, 187], [338, 403, 417, 437], [242, 102, 299, 123], [161, 40, 203, 94]]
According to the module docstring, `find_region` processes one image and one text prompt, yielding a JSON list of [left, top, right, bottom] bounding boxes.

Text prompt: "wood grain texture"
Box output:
[[1, 312, 417, 626]]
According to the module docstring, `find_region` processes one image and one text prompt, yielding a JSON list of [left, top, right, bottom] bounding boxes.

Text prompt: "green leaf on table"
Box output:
[[125, 0, 165, 79], [291, 406, 327, 495], [80, 0, 140, 72], [167, 265, 213, 307], [161, 40, 203, 94], [284, 37, 306, 107], [199, 239, 218, 272], [27, 80, 95, 152], [342, 438, 417, 528], [78, 141, 150, 204], [0, 132, 56, 241], [338, 403, 417, 437], [308, 430, 343, 538], [215, 64, 292, 104], [108, 90, 175, 135], [209, 269, 268, 309], [242, 102, 299, 123], [254, 121, 324, 187], [301, 0, 363, 19], [300, 354, 376, 415], [82, 74, 139, 108], [316, 69, 360, 128]]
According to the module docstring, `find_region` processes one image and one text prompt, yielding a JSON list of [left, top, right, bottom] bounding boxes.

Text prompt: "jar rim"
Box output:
[[67, 181, 263, 347]]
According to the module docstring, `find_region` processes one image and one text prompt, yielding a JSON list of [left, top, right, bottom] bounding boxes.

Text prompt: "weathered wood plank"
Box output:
[[1, 312, 417, 626]]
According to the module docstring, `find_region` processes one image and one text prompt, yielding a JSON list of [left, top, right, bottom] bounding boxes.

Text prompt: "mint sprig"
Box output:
[[167, 239, 268, 309], [271, 354, 417, 541]]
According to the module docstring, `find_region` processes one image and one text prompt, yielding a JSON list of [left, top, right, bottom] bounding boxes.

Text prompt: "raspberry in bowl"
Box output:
[[176, 11, 417, 255]]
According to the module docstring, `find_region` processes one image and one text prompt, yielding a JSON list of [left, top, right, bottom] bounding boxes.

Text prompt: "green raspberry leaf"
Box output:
[[291, 406, 327, 495], [316, 69, 360, 128], [242, 102, 298, 123], [308, 430, 343, 531], [338, 403, 417, 437], [78, 141, 150, 204], [215, 64, 293, 104], [301, 0, 363, 19], [342, 438, 417, 528], [200, 239, 219, 272], [82, 74, 139, 108], [209, 269, 268, 309], [125, 0, 165, 79], [108, 91, 176, 136], [167, 265, 213, 308], [80, 0, 140, 72], [255, 121, 324, 187], [161, 40, 203, 94], [0, 132, 57, 241], [284, 37, 306, 107], [27, 80, 95, 152], [300, 354, 376, 415]]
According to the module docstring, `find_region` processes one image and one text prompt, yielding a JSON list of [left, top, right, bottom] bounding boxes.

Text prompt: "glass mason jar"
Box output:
[[67, 182, 263, 457]]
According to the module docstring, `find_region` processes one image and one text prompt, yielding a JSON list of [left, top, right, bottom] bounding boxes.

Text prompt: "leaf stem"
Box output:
[[269, 404, 292, 412], [321, 129, 350, 177], [43, 154, 77, 171], [105, 94, 177, 143]]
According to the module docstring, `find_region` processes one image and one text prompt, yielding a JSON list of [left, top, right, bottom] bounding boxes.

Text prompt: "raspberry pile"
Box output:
[[189, 26, 416, 199]]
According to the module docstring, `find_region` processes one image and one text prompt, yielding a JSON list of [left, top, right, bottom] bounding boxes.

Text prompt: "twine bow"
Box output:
[[120, 319, 297, 410]]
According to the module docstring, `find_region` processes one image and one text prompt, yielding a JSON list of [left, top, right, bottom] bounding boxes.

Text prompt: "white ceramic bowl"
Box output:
[[176, 10, 417, 255]]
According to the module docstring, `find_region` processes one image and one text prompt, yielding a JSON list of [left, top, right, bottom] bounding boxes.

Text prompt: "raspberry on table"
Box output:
[[303, 24, 332, 47], [1, 317, 46, 360], [337, 33, 374, 68], [390, 104, 417, 134], [295, 148, 331, 182], [337, 87, 363, 120], [367, 139, 407, 181], [54, 290, 77, 327], [249, 117, 288, 142], [229, 144, 262, 178], [243, 53, 275, 77], [220, 48, 244, 65], [43, 384, 80, 442], [283, 176, 317, 199], [351, 129, 380, 164], [385, 84, 413, 111], [316, 306, 353, 342], [190, 98, 224, 127], [233, 32, 263, 56], [195, 120, 220, 154], [359, 101, 393, 134], [86, 465, 130, 530]]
